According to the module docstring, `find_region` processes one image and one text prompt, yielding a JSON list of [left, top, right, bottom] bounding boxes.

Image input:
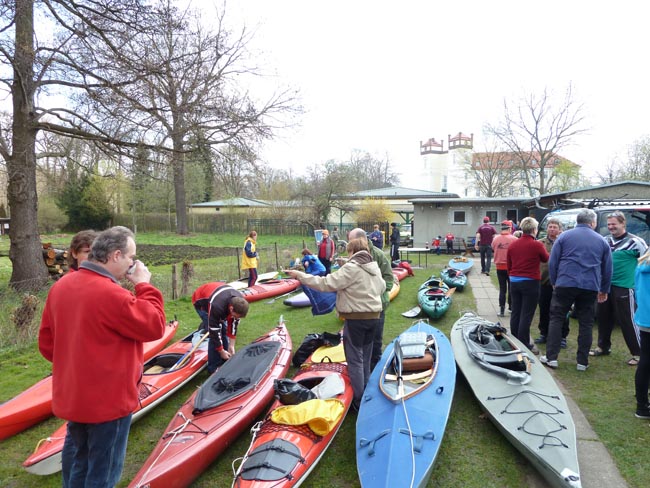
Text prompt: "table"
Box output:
[[398, 247, 431, 268]]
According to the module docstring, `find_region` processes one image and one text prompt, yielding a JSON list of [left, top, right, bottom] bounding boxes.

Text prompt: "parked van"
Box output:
[[538, 205, 650, 245]]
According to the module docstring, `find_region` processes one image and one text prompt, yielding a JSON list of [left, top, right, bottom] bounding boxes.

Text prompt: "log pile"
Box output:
[[43, 243, 69, 278]]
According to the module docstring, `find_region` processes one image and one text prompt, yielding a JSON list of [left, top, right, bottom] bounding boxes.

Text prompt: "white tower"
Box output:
[[418, 132, 473, 193]]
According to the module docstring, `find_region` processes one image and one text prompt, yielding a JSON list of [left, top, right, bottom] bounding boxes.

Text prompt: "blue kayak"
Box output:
[[356, 321, 456, 488], [448, 256, 474, 274]]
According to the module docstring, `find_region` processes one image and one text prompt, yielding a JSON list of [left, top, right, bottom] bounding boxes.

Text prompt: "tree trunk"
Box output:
[[8, 0, 49, 291], [172, 136, 188, 235]]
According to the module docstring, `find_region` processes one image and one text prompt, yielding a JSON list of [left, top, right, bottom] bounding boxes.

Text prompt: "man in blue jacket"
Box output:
[[540, 209, 612, 371]]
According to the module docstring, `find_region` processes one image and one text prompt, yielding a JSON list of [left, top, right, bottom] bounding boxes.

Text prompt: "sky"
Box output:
[[219, 1, 648, 188]]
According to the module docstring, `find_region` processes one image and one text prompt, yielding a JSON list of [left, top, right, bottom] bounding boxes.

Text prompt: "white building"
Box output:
[[418, 132, 474, 194]]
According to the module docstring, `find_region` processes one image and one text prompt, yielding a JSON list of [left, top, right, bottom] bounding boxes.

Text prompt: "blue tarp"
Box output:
[[302, 286, 337, 316]]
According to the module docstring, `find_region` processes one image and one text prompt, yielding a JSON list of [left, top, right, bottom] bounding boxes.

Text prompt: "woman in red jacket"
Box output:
[[506, 217, 549, 353]]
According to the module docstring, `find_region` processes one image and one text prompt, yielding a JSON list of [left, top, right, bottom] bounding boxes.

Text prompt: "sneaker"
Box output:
[[540, 355, 558, 369], [528, 344, 540, 355], [560, 338, 567, 349], [635, 407, 650, 419], [576, 363, 589, 372], [534, 335, 547, 344], [589, 347, 611, 357]]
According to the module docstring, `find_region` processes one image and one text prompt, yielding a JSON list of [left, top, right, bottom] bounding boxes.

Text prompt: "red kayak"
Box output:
[[392, 266, 410, 281], [240, 279, 300, 302], [232, 343, 352, 488], [128, 321, 292, 488], [0, 321, 178, 441], [23, 328, 208, 475]]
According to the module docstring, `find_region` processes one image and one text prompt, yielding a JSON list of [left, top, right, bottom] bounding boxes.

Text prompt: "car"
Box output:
[[400, 223, 413, 247], [538, 204, 650, 245]]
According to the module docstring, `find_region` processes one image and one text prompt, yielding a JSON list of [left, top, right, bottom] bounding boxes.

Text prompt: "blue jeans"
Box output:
[[62, 414, 132, 488], [196, 309, 230, 374], [479, 245, 493, 273]]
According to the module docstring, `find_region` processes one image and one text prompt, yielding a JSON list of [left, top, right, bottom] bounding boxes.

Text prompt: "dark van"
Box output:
[[538, 205, 650, 245]]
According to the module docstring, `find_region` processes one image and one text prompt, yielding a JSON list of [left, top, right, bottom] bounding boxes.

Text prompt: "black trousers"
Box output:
[[596, 285, 641, 356], [538, 283, 570, 338], [547, 287, 597, 366]]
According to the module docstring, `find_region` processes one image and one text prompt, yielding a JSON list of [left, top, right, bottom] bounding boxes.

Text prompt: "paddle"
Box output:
[[168, 331, 209, 371], [266, 288, 300, 304], [445, 287, 456, 298]]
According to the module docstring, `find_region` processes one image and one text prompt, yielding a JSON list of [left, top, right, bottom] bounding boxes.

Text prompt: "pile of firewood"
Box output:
[[43, 243, 69, 278]]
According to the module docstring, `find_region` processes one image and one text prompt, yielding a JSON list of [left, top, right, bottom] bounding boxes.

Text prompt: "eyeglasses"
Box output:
[[607, 211, 625, 219]]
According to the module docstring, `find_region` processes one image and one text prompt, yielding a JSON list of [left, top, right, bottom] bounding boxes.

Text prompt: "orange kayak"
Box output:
[[232, 344, 353, 488], [0, 321, 177, 441], [128, 321, 292, 488], [23, 327, 206, 475]]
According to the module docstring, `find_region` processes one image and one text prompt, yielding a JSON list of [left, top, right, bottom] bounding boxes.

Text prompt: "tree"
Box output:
[[550, 160, 584, 192], [355, 198, 393, 224], [461, 130, 519, 197], [347, 150, 400, 190], [0, 0, 157, 290], [293, 160, 355, 227], [486, 84, 588, 196], [80, 1, 300, 234]]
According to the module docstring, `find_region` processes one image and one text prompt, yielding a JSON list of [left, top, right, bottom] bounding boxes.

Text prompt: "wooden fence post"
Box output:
[[171, 264, 178, 300]]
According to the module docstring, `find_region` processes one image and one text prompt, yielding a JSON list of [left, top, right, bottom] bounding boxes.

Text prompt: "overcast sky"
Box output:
[[222, 0, 650, 188]]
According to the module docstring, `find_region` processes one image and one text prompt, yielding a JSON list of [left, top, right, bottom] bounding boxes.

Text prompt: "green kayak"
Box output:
[[417, 277, 453, 319]]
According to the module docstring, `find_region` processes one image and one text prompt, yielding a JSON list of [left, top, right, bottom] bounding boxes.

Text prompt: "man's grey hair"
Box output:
[[576, 209, 597, 225], [348, 228, 369, 241], [89, 226, 135, 263], [519, 217, 538, 235]]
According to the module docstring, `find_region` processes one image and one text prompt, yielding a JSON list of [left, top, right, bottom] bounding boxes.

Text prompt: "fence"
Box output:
[[112, 213, 316, 236]]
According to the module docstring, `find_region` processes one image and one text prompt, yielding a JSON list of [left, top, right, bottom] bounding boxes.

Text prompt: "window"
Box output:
[[485, 211, 498, 223], [453, 211, 466, 224]]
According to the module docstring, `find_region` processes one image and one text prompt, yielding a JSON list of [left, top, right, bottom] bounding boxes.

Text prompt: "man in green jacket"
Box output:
[[349, 228, 394, 370]]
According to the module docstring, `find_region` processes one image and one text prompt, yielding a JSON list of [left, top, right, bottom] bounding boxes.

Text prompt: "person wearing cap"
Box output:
[[492, 221, 517, 316], [475, 216, 497, 276]]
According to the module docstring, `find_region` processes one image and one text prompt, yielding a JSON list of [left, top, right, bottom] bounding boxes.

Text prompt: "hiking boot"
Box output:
[[589, 347, 611, 357], [540, 355, 558, 369], [560, 338, 567, 349], [576, 363, 589, 372], [497, 307, 505, 317], [635, 406, 650, 419], [534, 335, 547, 344]]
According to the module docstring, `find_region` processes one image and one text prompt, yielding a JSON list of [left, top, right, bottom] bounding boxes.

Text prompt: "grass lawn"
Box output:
[[0, 238, 647, 487]]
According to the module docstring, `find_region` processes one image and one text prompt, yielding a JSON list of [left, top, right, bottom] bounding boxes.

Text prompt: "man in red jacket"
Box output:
[[39, 226, 166, 488]]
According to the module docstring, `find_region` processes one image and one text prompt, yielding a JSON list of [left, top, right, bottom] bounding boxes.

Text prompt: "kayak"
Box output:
[[356, 321, 456, 487], [448, 256, 474, 274], [283, 291, 311, 308], [388, 275, 401, 301], [450, 313, 581, 488], [392, 266, 409, 281], [228, 271, 280, 290], [440, 267, 467, 291], [232, 343, 352, 488], [239, 279, 301, 303], [128, 321, 292, 488], [22, 329, 209, 475], [0, 320, 178, 441], [417, 279, 452, 319]]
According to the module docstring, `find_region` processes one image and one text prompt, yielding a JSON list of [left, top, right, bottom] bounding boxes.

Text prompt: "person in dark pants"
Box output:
[[192, 282, 250, 374], [475, 216, 497, 275], [535, 217, 570, 347], [541, 209, 612, 371], [318, 229, 336, 275], [389, 223, 400, 262], [445, 231, 455, 254], [591, 211, 647, 365], [633, 250, 650, 418], [349, 227, 393, 371], [491, 222, 517, 316], [285, 238, 386, 411], [506, 217, 549, 354]]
